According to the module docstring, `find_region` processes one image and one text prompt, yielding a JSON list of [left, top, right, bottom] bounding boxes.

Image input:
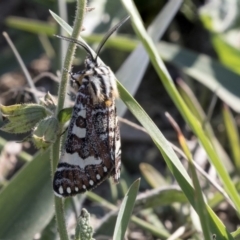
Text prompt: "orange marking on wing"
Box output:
[[105, 100, 112, 107]]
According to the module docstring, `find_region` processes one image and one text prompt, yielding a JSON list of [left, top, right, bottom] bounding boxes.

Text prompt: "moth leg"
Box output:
[[59, 127, 68, 137]]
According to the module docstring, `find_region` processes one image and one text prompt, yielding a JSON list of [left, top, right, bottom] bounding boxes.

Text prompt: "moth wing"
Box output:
[[112, 110, 121, 183], [91, 101, 121, 184], [90, 104, 113, 166]]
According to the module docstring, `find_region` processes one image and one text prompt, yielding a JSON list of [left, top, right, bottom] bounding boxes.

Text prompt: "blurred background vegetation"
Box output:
[[1, 0, 240, 239]]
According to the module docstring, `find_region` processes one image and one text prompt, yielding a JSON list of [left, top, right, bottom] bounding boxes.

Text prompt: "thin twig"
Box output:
[[2, 32, 39, 103], [32, 72, 60, 83], [51, 0, 87, 239]]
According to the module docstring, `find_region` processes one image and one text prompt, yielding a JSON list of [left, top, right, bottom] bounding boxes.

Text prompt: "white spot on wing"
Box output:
[[75, 187, 79, 192], [103, 166, 107, 172], [100, 133, 107, 140], [67, 187, 71, 194], [96, 174, 101, 180], [77, 109, 86, 118], [60, 152, 102, 169], [59, 186, 63, 194], [89, 180, 94, 186], [75, 103, 84, 109], [83, 185, 86, 189], [72, 123, 86, 138]]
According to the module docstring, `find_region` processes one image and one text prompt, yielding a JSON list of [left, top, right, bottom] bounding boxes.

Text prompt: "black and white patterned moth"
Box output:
[[53, 17, 129, 197]]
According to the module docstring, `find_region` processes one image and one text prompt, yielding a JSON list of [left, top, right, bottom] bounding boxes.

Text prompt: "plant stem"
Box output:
[[50, 0, 87, 239], [56, 0, 86, 114]]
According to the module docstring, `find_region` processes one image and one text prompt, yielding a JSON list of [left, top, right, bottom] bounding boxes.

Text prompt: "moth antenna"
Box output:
[[94, 16, 130, 62], [55, 35, 95, 61]]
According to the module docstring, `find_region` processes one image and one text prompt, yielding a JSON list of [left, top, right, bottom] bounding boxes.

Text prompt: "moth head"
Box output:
[[85, 57, 97, 69], [55, 15, 130, 66], [72, 57, 97, 86], [70, 71, 85, 87]]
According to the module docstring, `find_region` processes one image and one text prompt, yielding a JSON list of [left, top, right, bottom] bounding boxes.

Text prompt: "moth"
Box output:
[[53, 17, 129, 197]]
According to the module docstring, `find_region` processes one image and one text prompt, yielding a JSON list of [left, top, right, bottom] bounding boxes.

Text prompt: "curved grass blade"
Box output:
[[0, 150, 54, 239], [222, 104, 240, 173], [117, 78, 233, 239], [135, 186, 187, 209], [157, 41, 240, 113], [139, 163, 168, 188], [121, 0, 240, 221], [5, 16, 55, 35], [113, 178, 140, 240]]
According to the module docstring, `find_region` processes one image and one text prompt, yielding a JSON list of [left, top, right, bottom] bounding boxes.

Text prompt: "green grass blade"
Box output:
[[222, 104, 240, 172], [88, 191, 170, 238], [5, 16, 55, 35], [0, 150, 54, 239], [49, 10, 72, 35], [117, 80, 233, 238], [177, 79, 233, 172], [211, 33, 240, 74], [139, 163, 168, 188], [181, 136, 211, 238], [135, 186, 188, 208], [113, 178, 140, 240], [116, 0, 182, 116], [121, 0, 240, 216], [157, 41, 240, 113]]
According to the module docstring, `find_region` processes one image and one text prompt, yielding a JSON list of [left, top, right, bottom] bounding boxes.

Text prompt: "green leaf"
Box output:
[[57, 107, 73, 124], [0, 104, 48, 133], [139, 163, 168, 188], [222, 104, 240, 172], [211, 33, 240, 74], [49, 10, 72, 35], [113, 178, 140, 240], [0, 150, 54, 239]]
